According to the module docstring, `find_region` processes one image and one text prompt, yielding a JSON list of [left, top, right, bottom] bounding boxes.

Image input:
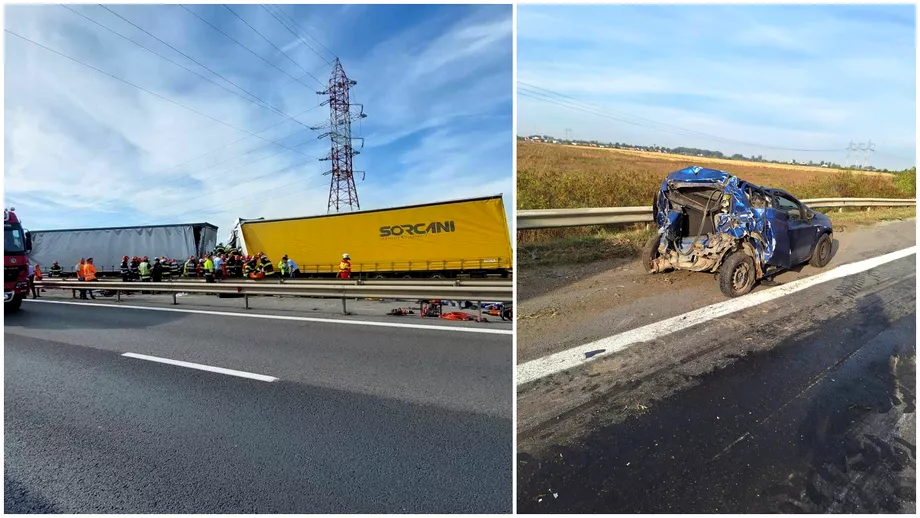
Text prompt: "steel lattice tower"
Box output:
[[311, 58, 366, 213]]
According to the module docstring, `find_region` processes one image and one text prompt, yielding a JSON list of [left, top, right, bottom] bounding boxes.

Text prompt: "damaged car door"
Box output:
[[772, 191, 818, 266]]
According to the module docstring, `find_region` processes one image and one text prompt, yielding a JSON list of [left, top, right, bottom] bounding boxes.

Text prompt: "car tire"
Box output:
[[642, 235, 662, 273], [4, 295, 23, 313], [809, 233, 832, 268], [719, 252, 756, 298], [501, 307, 512, 321]]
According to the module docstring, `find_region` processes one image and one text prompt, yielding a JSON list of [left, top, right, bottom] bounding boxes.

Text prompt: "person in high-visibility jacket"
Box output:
[[33, 264, 43, 298], [338, 253, 352, 279], [82, 258, 97, 300], [203, 255, 215, 283], [139, 257, 152, 281], [278, 255, 290, 278], [184, 256, 196, 277]]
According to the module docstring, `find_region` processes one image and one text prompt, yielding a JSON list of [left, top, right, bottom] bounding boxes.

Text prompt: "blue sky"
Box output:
[[4, 4, 513, 236], [518, 4, 916, 170]]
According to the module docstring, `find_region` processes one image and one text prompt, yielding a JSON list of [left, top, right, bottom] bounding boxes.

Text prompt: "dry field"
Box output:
[[518, 141, 907, 213], [592, 145, 896, 177]]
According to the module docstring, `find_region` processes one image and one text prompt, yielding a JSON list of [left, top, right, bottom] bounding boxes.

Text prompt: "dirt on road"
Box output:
[[517, 218, 916, 363]]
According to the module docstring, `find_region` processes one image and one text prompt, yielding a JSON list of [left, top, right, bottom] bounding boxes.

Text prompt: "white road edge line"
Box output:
[[517, 246, 917, 386], [23, 299, 512, 335], [122, 353, 278, 382]]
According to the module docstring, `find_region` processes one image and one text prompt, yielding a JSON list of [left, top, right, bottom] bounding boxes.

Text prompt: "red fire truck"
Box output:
[[4, 208, 33, 313]]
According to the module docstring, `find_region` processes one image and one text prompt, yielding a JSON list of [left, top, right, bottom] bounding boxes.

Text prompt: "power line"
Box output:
[[61, 4, 307, 128], [145, 128, 316, 201], [145, 137, 318, 215], [141, 103, 323, 181], [97, 4, 314, 125], [519, 82, 843, 153], [177, 4, 320, 92], [164, 159, 328, 221], [222, 4, 325, 87], [5, 28, 316, 158], [261, 4, 334, 65], [267, 4, 336, 60]]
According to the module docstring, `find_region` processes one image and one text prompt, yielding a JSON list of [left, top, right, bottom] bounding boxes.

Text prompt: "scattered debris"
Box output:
[[584, 349, 606, 359], [388, 308, 415, 316]]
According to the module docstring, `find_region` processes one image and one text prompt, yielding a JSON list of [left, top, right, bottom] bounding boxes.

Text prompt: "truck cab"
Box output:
[[4, 208, 33, 312]]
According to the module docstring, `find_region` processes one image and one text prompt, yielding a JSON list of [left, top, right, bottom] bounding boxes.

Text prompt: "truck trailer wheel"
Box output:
[[642, 235, 662, 273], [719, 252, 756, 298]]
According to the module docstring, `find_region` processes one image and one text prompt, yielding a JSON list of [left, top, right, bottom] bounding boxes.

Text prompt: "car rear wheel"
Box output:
[[642, 235, 662, 273], [809, 233, 832, 268], [719, 252, 756, 298]]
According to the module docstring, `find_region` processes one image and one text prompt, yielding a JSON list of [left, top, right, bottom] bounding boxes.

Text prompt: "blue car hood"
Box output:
[[654, 166, 777, 264]]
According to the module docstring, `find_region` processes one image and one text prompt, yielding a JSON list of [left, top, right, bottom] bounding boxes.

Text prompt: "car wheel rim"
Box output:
[[820, 240, 830, 262], [733, 262, 750, 291]]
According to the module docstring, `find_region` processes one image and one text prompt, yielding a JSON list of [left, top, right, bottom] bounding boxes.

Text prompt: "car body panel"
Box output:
[[651, 166, 832, 278]]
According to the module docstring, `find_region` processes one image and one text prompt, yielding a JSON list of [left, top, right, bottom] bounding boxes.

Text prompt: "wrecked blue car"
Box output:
[[644, 166, 834, 297]]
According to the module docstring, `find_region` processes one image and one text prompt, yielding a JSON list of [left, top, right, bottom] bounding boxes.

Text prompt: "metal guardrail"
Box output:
[[517, 198, 917, 230], [35, 279, 513, 316]]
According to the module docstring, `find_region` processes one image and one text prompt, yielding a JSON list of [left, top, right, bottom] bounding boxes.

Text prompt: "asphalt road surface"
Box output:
[[517, 219, 916, 513], [5, 302, 512, 513]]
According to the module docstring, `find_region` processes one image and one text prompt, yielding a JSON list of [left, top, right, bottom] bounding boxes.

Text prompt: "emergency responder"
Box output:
[[130, 256, 140, 280], [152, 257, 163, 283], [287, 256, 299, 278], [260, 254, 274, 277], [184, 256, 196, 277], [203, 254, 215, 283], [160, 257, 171, 281], [170, 258, 180, 279], [33, 263, 43, 297], [278, 255, 290, 279], [82, 258, 97, 300], [214, 253, 225, 281], [120, 256, 131, 282], [137, 257, 153, 282], [49, 261, 62, 278], [339, 253, 352, 279]]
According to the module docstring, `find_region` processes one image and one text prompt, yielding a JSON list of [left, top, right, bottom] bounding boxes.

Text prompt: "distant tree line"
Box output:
[[518, 134, 913, 173]]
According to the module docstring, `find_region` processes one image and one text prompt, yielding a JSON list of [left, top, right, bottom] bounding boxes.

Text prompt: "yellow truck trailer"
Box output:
[[237, 195, 513, 278]]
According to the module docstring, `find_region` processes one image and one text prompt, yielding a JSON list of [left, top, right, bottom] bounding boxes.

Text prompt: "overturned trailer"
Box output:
[[28, 222, 218, 273], [230, 195, 513, 278]]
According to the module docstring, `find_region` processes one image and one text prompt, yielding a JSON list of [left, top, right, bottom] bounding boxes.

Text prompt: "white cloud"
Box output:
[[4, 4, 513, 236]]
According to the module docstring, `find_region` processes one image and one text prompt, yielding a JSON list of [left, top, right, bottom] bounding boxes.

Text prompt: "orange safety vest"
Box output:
[[83, 264, 97, 281], [34, 265, 42, 280]]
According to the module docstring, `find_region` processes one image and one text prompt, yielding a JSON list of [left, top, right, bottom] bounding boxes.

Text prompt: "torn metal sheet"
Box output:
[[650, 166, 833, 284]]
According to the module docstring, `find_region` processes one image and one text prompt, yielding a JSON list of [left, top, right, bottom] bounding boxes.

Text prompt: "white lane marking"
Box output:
[[122, 353, 278, 382], [23, 299, 512, 335], [517, 246, 916, 386]]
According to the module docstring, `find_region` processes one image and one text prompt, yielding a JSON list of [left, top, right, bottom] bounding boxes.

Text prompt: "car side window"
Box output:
[[775, 195, 801, 219]]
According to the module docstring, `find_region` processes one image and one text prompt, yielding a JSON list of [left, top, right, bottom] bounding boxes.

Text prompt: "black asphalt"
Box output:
[[518, 257, 916, 513], [5, 304, 512, 513]]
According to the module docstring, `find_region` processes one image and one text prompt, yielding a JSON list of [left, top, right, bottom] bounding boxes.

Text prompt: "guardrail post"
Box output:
[[244, 294, 249, 310], [341, 294, 347, 315], [116, 290, 121, 302], [478, 300, 482, 322], [172, 292, 178, 305]]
